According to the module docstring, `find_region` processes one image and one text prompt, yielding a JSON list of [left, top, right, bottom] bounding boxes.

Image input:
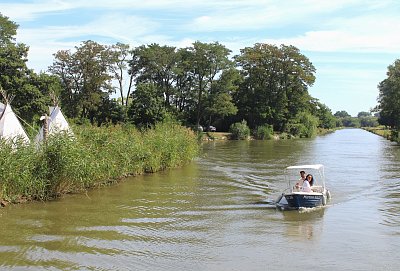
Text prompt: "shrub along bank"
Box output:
[[0, 122, 199, 204], [227, 117, 326, 140]]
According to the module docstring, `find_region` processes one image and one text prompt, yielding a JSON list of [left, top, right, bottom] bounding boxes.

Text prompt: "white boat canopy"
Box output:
[[286, 164, 324, 170]]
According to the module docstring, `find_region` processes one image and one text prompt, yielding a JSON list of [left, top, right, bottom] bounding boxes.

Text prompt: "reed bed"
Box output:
[[0, 122, 199, 203]]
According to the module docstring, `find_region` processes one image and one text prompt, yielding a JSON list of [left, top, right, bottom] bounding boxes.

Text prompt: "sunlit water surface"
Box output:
[[1, 129, 399, 270]]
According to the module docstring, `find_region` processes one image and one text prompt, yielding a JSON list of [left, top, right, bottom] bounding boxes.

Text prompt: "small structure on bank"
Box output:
[[35, 105, 73, 143], [0, 91, 30, 144]]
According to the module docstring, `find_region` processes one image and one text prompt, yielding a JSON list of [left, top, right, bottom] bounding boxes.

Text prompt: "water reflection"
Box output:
[[282, 208, 326, 241], [378, 142, 400, 235]]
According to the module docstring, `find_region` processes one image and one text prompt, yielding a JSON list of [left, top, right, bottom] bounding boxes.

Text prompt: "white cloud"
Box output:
[[186, 0, 371, 32], [17, 12, 160, 71], [261, 14, 400, 53], [1, 0, 369, 24], [0, 0, 257, 22], [17, 12, 158, 43], [4, 0, 399, 56], [0, 0, 74, 21]]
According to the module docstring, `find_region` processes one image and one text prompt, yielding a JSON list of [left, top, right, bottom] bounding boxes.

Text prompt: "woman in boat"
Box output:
[[302, 174, 313, 192], [306, 174, 314, 186]]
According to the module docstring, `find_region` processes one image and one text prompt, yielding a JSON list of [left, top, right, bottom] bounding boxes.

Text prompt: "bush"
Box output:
[[359, 116, 379, 127], [341, 116, 360, 127], [229, 120, 250, 140], [286, 123, 307, 138], [286, 112, 318, 138], [391, 129, 399, 142], [254, 124, 273, 140]]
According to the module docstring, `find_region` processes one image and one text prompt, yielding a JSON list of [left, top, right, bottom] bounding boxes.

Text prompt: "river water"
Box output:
[[0, 129, 399, 270]]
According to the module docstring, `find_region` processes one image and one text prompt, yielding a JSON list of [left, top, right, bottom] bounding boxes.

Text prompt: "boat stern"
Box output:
[[284, 193, 324, 209]]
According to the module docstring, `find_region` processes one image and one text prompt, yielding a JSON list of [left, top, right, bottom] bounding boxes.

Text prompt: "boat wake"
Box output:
[[298, 206, 326, 213], [253, 200, 280, 209]]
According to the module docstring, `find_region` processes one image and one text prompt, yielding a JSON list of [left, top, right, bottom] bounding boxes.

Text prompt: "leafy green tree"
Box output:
[[22, 72, 62, 122], [0, 13, 29, 95], [334, 110, 351, 118], [168, 47, 207, 124], [187, 41, 233, 127], [0, 13, 17, 44], [234, 43, 316, 131], [203, 68, 239, 126], [310, 100, 336, 129], [359, 116, 378, 127], [130, 44, 178, 108], [125, 42, 236, 127], [341, 117, 360, 127], [357, 111, 371, 118], [0, 13, 49, 123], [355, 111, 378, 127], [377, 60, 400, 129], [286, 111, 318, 138], [108, 42, 134, 107], [49, 40, 113, 122], [128, 83, 167, 126], [95, 97, 126, 125]]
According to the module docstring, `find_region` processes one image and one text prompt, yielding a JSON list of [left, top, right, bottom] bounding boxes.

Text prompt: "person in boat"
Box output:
[[295, 170, 306, 190], [305, 174, 314, 186], [302, 175, 312, 192]]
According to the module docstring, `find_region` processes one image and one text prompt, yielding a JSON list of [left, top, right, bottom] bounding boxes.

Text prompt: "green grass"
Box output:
[[0, 121, 199, 203], [363, 126, 391, 139]]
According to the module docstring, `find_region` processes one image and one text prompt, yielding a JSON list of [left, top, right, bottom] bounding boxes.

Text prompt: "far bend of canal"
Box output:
[[1, 129, 400, 271]]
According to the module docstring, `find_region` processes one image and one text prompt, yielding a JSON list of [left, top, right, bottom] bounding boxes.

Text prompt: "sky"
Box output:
[[1, 0, 400, 116]]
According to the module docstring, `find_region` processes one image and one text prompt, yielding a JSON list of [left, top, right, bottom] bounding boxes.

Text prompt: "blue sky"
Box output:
[[1, 0, 400, 116]]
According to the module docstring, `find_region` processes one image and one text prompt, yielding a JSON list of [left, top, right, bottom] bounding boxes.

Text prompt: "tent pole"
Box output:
[[43, 114, 49, 141]]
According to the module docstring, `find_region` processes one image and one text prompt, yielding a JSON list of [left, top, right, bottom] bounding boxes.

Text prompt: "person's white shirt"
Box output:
[[294, 177, 305, 191], [302, 180, 311, 192]]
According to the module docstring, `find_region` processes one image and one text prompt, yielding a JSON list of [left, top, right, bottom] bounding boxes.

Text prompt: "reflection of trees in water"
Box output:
[[297, 220, 314, 240], [282, 208, 325, 241], [379, 183, 400, 233], [378, 144, 400, 234]]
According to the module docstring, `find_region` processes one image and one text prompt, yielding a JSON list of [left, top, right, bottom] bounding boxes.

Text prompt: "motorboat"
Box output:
[[276, 164, 330, 209]]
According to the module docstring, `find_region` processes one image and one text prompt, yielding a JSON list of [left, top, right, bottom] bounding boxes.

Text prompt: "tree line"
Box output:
[[376, 59, 400, 141], [0, 13, 378, 138]]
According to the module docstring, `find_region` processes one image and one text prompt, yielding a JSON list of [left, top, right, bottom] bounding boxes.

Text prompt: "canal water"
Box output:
[[0, 129, 399, 270]]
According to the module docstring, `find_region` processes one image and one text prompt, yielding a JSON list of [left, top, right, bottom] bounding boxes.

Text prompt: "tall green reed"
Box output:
[[0, 121, 199, 202]]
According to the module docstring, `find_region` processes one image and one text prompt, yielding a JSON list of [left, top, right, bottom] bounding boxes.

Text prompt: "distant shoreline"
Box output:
[[201, 128, 337, 141]]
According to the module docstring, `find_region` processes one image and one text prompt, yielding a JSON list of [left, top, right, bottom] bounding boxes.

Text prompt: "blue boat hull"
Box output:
[[284, 193, 324, 208]]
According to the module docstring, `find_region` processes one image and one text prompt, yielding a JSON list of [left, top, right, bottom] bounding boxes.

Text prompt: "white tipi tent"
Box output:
[[0, 102, 30, 144], [35, 105, 73, 142]]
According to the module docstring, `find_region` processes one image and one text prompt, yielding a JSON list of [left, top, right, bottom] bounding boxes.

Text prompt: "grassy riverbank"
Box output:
[[0, 122, 199, 204], [200, 128, 337, 141], [363, 126, 391, 140]]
